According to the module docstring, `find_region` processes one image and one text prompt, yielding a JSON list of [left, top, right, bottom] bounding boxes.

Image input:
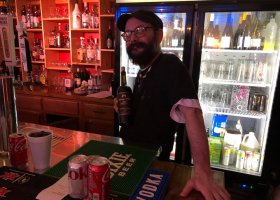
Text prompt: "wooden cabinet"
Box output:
[[16, 94, 43, 124], [12, 0, 115, 88], [80, 100, 114, 136]]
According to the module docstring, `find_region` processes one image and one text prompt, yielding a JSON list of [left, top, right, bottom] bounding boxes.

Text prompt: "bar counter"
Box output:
[[0, 122, 225, 200]]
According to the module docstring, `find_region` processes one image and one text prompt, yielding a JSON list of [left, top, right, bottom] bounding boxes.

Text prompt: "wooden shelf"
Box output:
[[32, 61, 45, 64], [26, 28, 42, 32], [42, 17, 69, 21], [71, 28, 99, 32], [72, 62, 101, 66], [45, 48, 70, 51], [46, 66, 68, 70], [102, 68, 114, 73], [100, 14, 115, 18], [101, 48, 115, 52]]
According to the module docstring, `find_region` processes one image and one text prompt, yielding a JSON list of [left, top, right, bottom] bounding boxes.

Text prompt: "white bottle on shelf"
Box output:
[[263, 17, 278, 50], [72, 0, 81, 29]]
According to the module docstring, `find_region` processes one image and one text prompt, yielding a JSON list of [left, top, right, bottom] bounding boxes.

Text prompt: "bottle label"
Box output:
[[206, 37, 215, 48], [237, 36, 243, 49], [251, 38, 261, 48], [220, 36, 231, 48], [244, 36, 251, 48], [106, 38, 113, 49], [118, 91, 132, 120]]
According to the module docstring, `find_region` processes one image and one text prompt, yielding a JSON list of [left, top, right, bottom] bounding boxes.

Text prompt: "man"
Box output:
[[116, 10, 230, 200]]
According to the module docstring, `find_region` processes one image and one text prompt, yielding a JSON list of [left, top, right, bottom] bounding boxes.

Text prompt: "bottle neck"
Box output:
[[120, 71, 127, 87]]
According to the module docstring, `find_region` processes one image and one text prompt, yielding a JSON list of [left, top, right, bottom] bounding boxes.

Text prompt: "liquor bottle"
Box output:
[[82, 2, 90, 28], [220, 13, 233, 49], [233, 15, 243, 49], [106, 25, 114, 49], [26, 4, 33, 29], [0, 0, 7, 14], [263, 16, 278, 50], [31, 41, 39, 61], [39, 39, 44, 61], [21, 5, 27, 26], [250, 17, 262, 50], [242, 12, 252, 49], [33, 5, 40, 28], [95, 38, 100, 61], [56, 23, 63, 48], [117, 66, 132, 126], [65, 64, 74, 91], [39, 65, 47, 86], [72, 0, 81, 29], [213, 24, 220, 48], [86, 38, 94, 63], [204, 13, 215, 48], [91, 5, 99, 28], [64, 24, 70, 48], [74, 67, 81, 88], [77, 37, 86, 62], [48, 29, 57, 48]]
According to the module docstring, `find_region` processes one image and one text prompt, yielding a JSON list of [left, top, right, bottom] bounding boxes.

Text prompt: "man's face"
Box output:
[[124, 18, 159, 66]]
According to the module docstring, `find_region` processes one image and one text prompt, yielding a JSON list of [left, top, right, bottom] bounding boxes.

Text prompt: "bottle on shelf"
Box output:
[[65, 64, 74, 91], [233, 15, 243, 49], [234, 12, 247, 50], [220, 13, 233, 49], [48, 29, 57, 48], [213, 24, 220, 48], [106, 25, 114, 49], [39, 40, 44, 61], [250, 15, 263, 50], [263, 16, 278, 50], [72, 0, 81, 29], [64, 24, 70, 48], [204, 13, 215, 48], [86, 38, 95, 63], [242, 12, 252, 50], [95, 38, 100, 62], [31, 41, 39, 61], [117, 67, 132, 126], [77, 37, 87, 62], [26, 4, 33, 29], [74, 67, 82, 88], [33, 5, 41, 28], [39, 65, 47, 86], [56, 23, 63, 48], [82, 2, 90, 28], [21, 5, 27, 27], [91, 5, 99, 28]]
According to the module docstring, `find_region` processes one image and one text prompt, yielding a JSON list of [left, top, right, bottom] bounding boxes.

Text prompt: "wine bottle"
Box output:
[[106, 25, 114, 49], [250, 17, 262, 50], [204, 13, 215, 48], [220, 13, 233, 49], [21, 5, 27, 25], [233, 15, 243, 49], [72, 0, 81, 29], [213, 24, 220, 48], [117, 66, 132, 126], [82, 2, 90, 28], [242, 12, 252, 49]]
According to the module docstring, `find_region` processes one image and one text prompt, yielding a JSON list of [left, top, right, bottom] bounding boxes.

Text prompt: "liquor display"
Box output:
[[199, 11, 280, 176]]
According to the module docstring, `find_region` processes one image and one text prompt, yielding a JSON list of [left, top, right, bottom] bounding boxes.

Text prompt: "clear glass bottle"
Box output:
[[204, 13, 215, 48], [33, 5, 40, 28], [220, 13, 233, 49], [77, 37, 86, 62], [82, 2, 90, 28], [56, 23, 63, 48], [91, 5, 99, 28], [72, 0, 81, 29], [26, 4, 33, 29], [86, 38, 94, 63]]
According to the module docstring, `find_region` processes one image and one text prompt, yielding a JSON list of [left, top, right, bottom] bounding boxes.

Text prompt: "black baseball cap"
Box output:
[[117, 10, 163, 32]]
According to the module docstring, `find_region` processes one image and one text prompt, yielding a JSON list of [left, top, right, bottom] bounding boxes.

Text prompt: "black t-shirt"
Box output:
[[120, 53, 198, 159]]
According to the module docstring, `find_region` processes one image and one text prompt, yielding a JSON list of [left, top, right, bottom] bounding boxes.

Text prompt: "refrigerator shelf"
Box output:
[[202, 48, 278, 55], [200, 80, 271, 88], [201, 106, 266, 119], [161, 47, 184, 51], [211, 163, 261, 176]]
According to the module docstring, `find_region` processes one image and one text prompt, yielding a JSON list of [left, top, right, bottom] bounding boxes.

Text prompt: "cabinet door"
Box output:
[[43, 97, 78, 116], [84, 118, 114, 136]]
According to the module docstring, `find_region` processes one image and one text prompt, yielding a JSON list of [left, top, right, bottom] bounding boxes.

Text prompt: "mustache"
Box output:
[[127, 42, 147, 51]]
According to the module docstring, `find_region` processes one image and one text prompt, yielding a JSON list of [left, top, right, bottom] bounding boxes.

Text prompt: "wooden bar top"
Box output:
[[0, 122, 224, 200]]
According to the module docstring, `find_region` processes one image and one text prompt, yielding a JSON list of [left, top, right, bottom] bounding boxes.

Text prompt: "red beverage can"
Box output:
[[68, 154, 88, 199], [8, 133, 28, 168], [88, 156, 110, 200]]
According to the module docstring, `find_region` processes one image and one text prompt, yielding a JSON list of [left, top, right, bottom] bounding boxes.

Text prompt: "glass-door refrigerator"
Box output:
[[191, 2, 280, 194], [115, 3, 194, 160]]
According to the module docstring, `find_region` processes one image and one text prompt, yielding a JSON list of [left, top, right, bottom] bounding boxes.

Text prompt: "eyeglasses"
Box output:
[[121, 26, 153, 41]]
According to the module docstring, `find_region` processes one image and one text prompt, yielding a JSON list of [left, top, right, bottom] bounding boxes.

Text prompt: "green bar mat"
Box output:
[[44, 140, 157, 199]]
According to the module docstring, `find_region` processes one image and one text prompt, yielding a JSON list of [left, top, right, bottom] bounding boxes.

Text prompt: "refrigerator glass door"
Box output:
[[120, 12, 187, 90], [198, 11, 280, 176]]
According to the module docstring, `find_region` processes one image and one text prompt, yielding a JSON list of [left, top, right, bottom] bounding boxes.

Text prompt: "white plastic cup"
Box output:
[[27, 129, 53, 170]]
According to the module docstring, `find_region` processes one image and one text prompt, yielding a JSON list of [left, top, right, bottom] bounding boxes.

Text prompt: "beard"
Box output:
[[126, 40, 158, 66]]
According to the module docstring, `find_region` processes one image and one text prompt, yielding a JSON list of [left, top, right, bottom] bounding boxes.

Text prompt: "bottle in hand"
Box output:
[[117, 67, 132, 126]]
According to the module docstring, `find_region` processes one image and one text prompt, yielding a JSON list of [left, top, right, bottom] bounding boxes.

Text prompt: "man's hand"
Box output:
[[180, 172, 231, 200]]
